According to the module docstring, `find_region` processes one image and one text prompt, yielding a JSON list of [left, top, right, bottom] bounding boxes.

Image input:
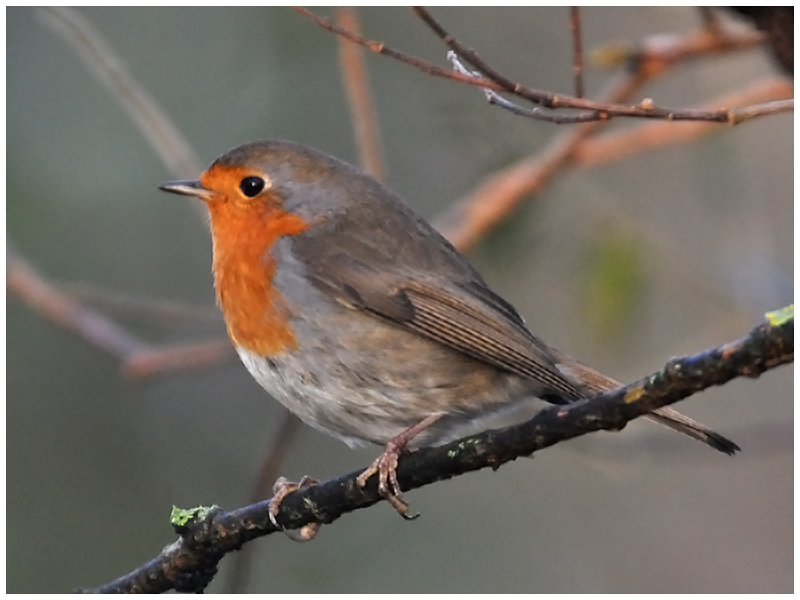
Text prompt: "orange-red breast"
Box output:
[[160, 140, 738, 517]]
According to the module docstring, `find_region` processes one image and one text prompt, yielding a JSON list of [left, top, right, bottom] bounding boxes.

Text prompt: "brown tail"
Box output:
[[554, 353, 740, 455]]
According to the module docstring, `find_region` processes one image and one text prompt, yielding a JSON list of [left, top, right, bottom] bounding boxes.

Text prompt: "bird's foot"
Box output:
[[357, 412, 445, 519], [269, 475, 321, 542], [357, 442, 419, 520]]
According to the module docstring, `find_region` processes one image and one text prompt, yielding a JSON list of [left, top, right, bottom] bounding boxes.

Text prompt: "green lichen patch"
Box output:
[[765, 305, 793, 327], [170, 505, 216, 528]]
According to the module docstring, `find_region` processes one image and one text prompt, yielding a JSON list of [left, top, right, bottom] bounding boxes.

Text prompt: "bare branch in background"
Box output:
[[7, 242, 235, 380], [7, 243, 150, 360], [123, 340, 235, 379], [336, 7, 386, 181], [37, 7, 202, 181]]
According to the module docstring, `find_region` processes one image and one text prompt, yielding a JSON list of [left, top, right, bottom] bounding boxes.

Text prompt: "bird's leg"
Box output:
[[269, 475, 321, 542], [356, 412, 445, 519]]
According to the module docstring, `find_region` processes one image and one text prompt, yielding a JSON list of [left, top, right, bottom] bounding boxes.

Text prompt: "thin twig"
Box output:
[[570, 7, 585, 98], [728, 98, 794, 123], [336, 7, 386, 181], [448, 53, 602, 124], [482, 91, 599, 123]]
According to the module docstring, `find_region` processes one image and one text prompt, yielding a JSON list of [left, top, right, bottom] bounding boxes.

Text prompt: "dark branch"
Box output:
[[81, 308, 793, 593]]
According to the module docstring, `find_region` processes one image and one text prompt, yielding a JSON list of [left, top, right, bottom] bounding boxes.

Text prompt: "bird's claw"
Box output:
[[269, 475, 321, 542], [357, 447, 419, 520]]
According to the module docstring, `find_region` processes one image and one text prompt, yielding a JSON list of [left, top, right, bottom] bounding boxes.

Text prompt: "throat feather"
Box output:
[[210, 206, 309, 356]]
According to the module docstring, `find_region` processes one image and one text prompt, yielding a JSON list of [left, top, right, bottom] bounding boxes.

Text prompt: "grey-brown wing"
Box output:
[[304, 257, 584, 401], [303, 255, 740, 454]]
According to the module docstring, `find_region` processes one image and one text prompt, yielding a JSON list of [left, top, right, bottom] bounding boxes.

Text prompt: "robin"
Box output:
[[160, 139, 739, 519]]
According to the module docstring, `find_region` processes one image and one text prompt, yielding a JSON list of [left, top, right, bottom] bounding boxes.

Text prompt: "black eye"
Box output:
[[240, 176, 265, 197]]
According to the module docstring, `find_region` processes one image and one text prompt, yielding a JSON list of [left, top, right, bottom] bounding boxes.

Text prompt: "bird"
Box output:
[[159, 139, 739, 519]]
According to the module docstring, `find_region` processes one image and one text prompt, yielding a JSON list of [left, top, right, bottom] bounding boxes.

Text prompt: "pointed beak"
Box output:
[[158, 179, 214, 201]]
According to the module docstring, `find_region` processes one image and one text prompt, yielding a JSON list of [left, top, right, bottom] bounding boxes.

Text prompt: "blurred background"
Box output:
[[7, 7, 792, 593]]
